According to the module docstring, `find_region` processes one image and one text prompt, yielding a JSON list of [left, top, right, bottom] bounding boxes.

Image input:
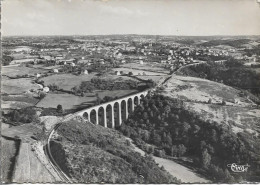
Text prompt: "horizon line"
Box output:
[[2, 33, 260, 38]]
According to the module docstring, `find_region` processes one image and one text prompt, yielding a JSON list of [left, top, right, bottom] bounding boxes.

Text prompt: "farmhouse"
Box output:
[[83, 70, 88, 75], [115, 71, 121, 76], [53, 69, 59, 73], [43, 87, 50, 93], [36, 73, 41, 78]]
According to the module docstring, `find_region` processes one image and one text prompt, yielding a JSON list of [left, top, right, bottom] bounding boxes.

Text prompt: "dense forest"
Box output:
[[118, 93, 260, 182]]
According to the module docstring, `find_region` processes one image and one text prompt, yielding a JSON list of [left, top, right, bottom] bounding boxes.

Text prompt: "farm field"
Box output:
[[36, 90, 139, 110], [40, 73, 97, 91], [12, 143, 55, 183], [2, 124, 42, 143], [2, 78, 39, 94], [135, 75, 164, 83], [121, 62, 170, 74], [10, 53, 35, 60], [1, 137, 20, 183], [2, 95, 39, 109], [112, 67, 166, 76], [2, 66, 45, 78], [96, 89, 138, 99], [2, 101, 34, 110], [36, 92, 96, 110], [99, 72, 140, 81]]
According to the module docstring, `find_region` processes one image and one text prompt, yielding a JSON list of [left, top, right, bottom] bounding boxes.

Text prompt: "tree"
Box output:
[[178, 144, 186, 156], [142, 130, 150, 142], [2, 55, 13, 66], [12, 110, 20, 122], [202, 149, 211, 169], [171, 145, 178, 157], [57, 104, 63, 113], [128, 72, 134, 76], [166, 134, 172, 146], [153, 133, 162, 146], [39, 91, 46, 99]]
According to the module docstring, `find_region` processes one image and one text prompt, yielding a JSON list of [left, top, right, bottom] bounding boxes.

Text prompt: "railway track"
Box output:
[[44, 115, 75, 183]]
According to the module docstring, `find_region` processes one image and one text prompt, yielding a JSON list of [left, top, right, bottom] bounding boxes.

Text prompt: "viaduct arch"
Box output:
[[76, 90, 149, 128]]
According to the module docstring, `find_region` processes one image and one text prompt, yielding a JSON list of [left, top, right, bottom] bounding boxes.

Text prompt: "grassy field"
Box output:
[[40, 73, 97, 91], [121, 63, 170, 74], [184, 102, 260, 135], [12, 143, 55, 183], [96, 89, 138, 99], [135, 75, 164, 83], [36, 92, 96, 110], [113, 67, 167, 76], [36, 90, 138, 110], [2, 95, 39, 109], [162, 75, 253, 106], [1, 137, 20, 183], [2, 66, 45, 78], [2, 124, 42, 143], [160, 74, 260, 136], [99, 72, 140, 82], [2, 78, 39, 94]]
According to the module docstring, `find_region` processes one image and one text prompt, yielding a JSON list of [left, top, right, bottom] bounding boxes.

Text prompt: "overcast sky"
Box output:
[[2, 0, 260, 36]]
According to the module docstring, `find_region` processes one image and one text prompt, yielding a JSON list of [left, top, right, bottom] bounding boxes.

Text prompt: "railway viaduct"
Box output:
[[74, 89, 151, 128]]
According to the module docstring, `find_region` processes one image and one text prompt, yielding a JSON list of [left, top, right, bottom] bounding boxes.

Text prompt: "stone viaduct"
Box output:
[[75, 89, 151, 128]]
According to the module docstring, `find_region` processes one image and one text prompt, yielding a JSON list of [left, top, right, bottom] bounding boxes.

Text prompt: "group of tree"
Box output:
[[117, 94, 260, 183], [71, 78, 139, 95], [2, 55, 14, 66], [4, 107, 40, 125]]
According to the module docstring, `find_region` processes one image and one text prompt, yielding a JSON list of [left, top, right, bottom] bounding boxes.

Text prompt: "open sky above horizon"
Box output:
[[2, 0, 260, 36]]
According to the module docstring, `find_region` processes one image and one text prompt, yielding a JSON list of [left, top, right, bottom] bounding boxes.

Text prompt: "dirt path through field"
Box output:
[[127, 138, 209, 183]]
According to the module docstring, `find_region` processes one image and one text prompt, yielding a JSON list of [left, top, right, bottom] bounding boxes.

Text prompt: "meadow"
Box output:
[[40, 73, 97, 91], [2, 78, 39, 94], [121, 62, 170, 74], [113, 67, 167, 76], [36, 89, 139, 110]]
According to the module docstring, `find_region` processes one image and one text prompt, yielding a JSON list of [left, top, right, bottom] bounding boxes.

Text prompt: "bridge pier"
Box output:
[[118, 103, 122, 126], [125, 100, 128, 120], [75, 90, 150, 129], [103, 106, 107, 128], [95, 108, 99, 125], [111, 106, 115, 128]]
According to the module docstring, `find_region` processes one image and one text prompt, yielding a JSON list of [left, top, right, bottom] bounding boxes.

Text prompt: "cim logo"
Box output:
[[227, 163, 250, 172]]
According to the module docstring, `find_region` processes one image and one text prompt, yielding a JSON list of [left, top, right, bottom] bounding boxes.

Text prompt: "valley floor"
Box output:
[[128, 139, 210, 183]]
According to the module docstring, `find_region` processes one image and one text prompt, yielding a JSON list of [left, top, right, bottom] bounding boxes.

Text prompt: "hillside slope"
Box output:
[[161, 74, 260, 135], [118, 75, 260, 182], [50, 118, 180, 183]]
